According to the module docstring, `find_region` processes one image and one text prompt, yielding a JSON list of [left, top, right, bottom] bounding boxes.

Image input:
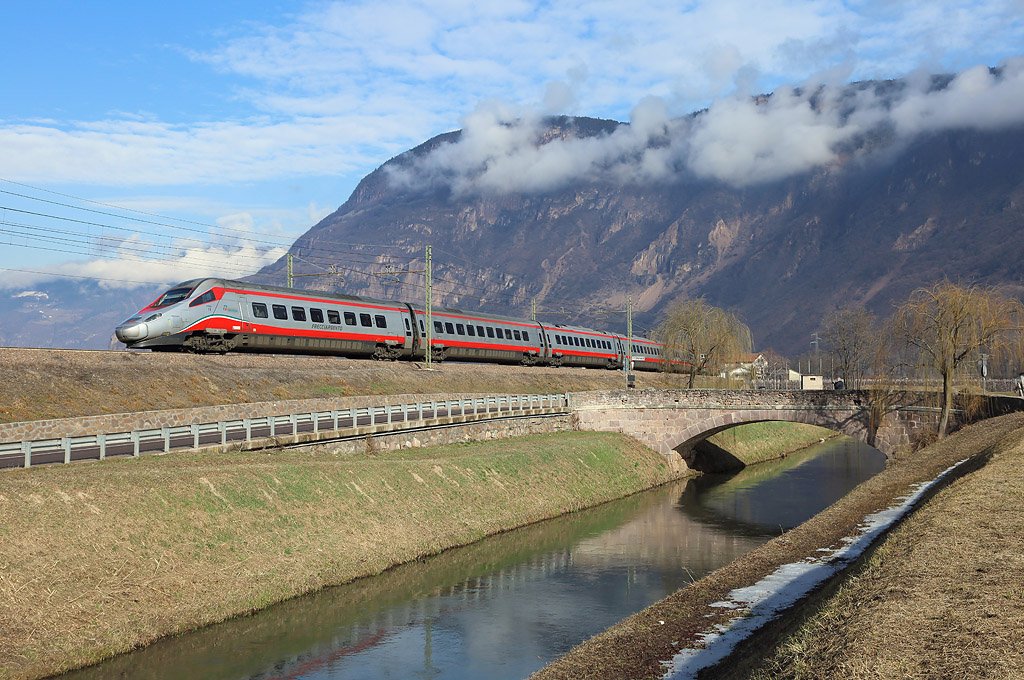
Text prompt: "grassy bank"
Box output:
[[0, 348, 693, 423], [752, 422, 1024, 678], [707, 421, 835, 465], [532, 413, 1024, 680], [0, 431, 681, 680]]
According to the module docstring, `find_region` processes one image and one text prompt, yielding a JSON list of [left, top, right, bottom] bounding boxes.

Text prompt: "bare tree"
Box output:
[[656, 298, 752, 388], [892, 282, 1023, 437], [820, 306, 876, 389]]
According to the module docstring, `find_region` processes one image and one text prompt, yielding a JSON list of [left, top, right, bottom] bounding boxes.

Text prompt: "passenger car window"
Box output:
[[445, 322, 455, 334], [487, 327, 495, 338], [291, 306, 307, 322], [272, 304, 288, 320], [513, 330, 522, 341], [419, 319, 425, 333], [476, 325, 485, 336], [344, 311, 356, 325], [467, 325, 476, 336], [359, 313, 372, 327], [456, 323, 465, 335], [434, 321, 443, 333], [327, 310, 341, 324], [374, 315, 387, 328], [310, 308, 324, 323], [252, 302, 269, 319], [523, 331, 529, 341]]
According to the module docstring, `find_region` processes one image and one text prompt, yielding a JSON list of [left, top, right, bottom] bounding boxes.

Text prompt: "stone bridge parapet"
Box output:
[[568, 389, 995, 470]]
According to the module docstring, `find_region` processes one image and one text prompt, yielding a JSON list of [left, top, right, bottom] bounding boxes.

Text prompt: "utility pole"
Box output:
[[286, 253, 293, 288], [625, 296, 633, 376], [531, 298, 537, 322], [811, 331, 821, 375], [424, 245, 432, 369]]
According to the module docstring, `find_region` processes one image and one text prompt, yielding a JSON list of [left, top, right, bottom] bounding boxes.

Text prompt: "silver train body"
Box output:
[[114, 278, 672, 371]]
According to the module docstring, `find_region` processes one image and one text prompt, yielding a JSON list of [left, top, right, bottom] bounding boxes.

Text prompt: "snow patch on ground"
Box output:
[[661, 458, 971, 680]]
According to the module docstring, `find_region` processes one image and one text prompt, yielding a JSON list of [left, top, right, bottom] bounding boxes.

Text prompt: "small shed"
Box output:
[[801, 374, 824, 391]]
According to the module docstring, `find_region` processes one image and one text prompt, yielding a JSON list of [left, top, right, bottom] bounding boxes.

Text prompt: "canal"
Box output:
[[65, 437, 886, 680]]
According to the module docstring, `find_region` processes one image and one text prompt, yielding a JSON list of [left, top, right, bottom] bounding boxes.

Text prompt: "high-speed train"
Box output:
[[114, 278, 672, 371]]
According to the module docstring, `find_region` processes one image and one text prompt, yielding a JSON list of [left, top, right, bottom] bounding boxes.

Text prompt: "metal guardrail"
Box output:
[[1, 394, 570, 470]]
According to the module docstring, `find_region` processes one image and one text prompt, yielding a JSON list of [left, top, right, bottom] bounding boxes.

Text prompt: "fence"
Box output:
[[0, 394, 569, 470]]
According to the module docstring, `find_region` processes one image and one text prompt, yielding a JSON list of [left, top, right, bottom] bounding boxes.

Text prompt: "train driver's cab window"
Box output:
[[374, 315, 387, 328], [327, 310, 341, 324], [434, 321, 444, 333], [252, 302, 269, 319], [272, 304, 288, 320], [310, 308, 324, 323], [344, 311, 356, 325], [189, 291, 216, 307], [359, 313, 372, 327], [445, 322, 455, 334]]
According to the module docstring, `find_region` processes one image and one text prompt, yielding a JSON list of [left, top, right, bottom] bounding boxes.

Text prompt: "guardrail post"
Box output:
[[219, 422, 227, 446], [97, 434, 106, 460], [387, 406, 393, 425], [244, 419, 252, 443], [162, 427, 170, 453], [22, 441, 30, 468], [63, 437, 71, 464], [269, 416, 276, 437], [349, 408, 356, 428], [192, 424, 200, 449], [313, 413, 319, 435], [289, 414, 297, 435], [132, 432, 140, 458], [332, 410, 339, 431]]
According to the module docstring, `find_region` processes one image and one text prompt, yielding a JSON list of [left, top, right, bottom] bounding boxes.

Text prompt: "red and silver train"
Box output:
[[114, 278, 671, 371]]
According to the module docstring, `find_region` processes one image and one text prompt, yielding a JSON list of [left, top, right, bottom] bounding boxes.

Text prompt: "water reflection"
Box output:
[[63, 438, 885, 680]]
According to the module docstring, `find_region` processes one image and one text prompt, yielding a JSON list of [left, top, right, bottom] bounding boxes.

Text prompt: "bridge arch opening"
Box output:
[[676, 420, 865, 474]]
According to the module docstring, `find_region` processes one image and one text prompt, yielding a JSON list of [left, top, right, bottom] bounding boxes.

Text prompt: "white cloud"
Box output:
[[0, 242, 287, 291], [389, 57, 1024, 191]]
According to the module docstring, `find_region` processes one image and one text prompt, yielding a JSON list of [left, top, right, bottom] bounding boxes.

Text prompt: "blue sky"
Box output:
[[1, 0, 1022, 289]]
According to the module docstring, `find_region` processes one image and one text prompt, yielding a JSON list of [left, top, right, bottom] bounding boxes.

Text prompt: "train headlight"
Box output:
[[115, 323, 149, 342], [144, 313, 162, 322]]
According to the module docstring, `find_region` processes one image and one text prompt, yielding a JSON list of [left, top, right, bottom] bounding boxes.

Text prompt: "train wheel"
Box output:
[[431, 347, 447, 363]]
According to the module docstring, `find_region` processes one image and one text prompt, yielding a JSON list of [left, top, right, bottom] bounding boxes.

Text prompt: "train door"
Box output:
[[537, 322, 551, 360], [402, 304, 420, 355]]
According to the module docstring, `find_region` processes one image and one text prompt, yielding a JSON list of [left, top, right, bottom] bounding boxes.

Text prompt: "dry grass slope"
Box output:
[[753, 420, 1024, 679], [0, 431, 680, 680]]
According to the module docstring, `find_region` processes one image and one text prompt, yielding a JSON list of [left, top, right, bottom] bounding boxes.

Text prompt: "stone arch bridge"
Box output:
[[568, 389, 1017, 472]]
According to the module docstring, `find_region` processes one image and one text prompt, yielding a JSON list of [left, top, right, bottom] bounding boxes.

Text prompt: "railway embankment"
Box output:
[[532, 412, 1024, 680], [0, 347, 690, 424]]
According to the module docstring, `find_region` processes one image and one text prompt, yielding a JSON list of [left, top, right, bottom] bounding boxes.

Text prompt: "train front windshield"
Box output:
[[151, 284, 196, 308]]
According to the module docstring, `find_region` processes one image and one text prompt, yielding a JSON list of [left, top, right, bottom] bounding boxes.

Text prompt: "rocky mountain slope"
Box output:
[[252, 86, 1024, 353]]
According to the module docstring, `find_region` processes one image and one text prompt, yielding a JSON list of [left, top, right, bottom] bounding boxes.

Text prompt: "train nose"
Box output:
[[115, 322, 149, 342]]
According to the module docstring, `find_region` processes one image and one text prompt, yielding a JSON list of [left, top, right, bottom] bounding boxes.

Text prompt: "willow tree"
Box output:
[[892, 282, 1022, 437], [656, 298, 752, 388]]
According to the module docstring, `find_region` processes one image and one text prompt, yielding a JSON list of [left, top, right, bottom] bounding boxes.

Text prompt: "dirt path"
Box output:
[[531, 412, 1024, 680]]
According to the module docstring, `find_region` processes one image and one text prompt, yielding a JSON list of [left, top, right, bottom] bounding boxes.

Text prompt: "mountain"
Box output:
[[252, 77, 1024, 354], [6, 70, 1023, 354], [0, 281, 151, 349]]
